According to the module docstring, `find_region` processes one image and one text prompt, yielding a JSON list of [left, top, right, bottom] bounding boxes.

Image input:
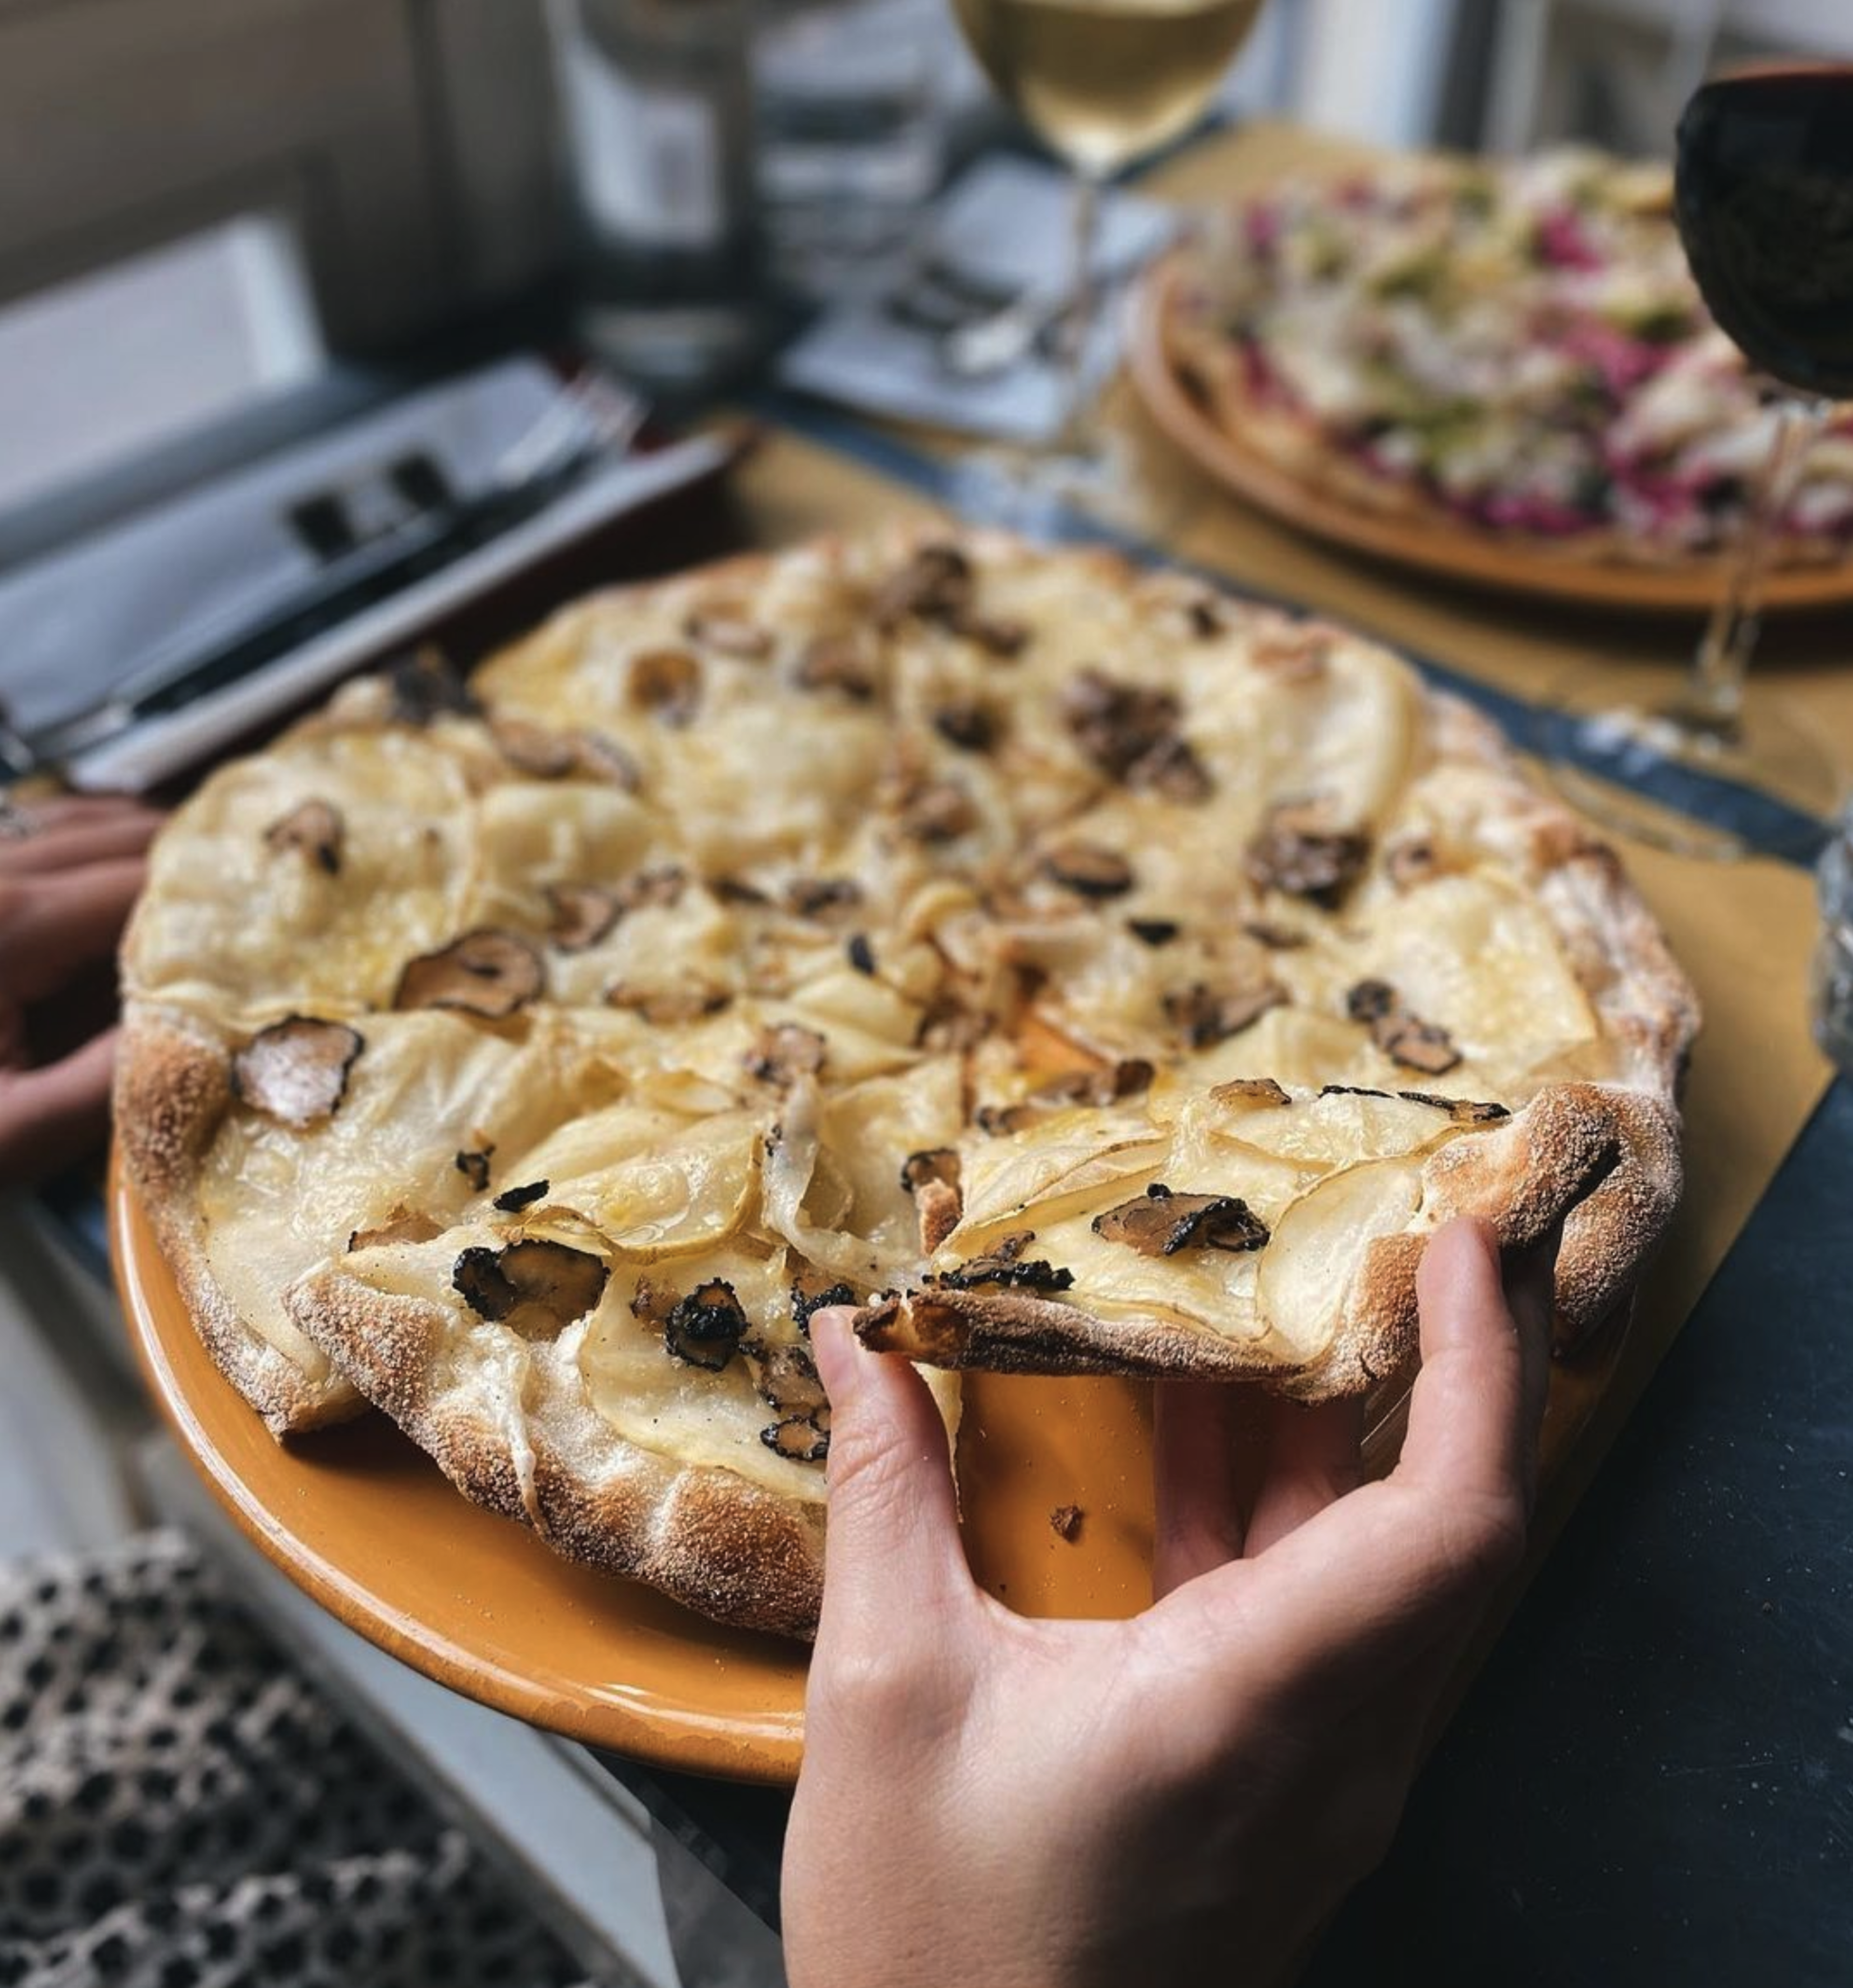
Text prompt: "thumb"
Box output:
[[809, 1308, 973, 1637]]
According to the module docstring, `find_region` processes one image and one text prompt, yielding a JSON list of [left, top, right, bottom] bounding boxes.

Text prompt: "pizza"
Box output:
[[115, 528, 1697, 1637], [1161, 146, 1853, 565]]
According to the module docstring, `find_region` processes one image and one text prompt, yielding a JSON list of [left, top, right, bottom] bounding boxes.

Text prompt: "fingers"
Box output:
[[0, 857, 145, 1004], [1164, 1220, 1547, 1706], [0, 1028, 117, 1189], [809, 1310, 974, 1640], [1240, 1394, 1366, 1560], [1397, 1216, 1548, 1519], [1151, 1380, 1253, 1598], [0, 801, 162, 876]]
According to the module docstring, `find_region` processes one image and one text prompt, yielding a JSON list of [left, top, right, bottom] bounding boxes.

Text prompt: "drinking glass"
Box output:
[[1545, 64, 1853, 861], [946, 0, 1268, 518]]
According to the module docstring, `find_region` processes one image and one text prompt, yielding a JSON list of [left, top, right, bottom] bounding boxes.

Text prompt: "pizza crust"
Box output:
[[114, 525, 1700, 1635], [116, 1004, 365, 1435], [284, 1265, 828, 1638], [857, 1080, 1679, 1400]]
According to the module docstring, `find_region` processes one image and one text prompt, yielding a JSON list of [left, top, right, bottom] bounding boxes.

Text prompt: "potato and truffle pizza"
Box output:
[[1160, 147, 1853, 566], [116, 529, 1697, 1637]]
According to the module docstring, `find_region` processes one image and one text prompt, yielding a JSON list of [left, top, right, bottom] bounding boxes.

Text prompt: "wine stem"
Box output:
[[1681, 397, 1826, 737], [1053, 167, 1106, 459]]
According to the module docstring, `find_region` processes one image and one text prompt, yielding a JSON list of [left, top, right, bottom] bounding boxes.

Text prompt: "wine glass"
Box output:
[[946, 0, 1268, 522], [1544, 63, 1853, 861]]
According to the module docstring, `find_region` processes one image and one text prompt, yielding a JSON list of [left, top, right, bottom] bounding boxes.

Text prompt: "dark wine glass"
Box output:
[[1546, 63, 1853, 860]]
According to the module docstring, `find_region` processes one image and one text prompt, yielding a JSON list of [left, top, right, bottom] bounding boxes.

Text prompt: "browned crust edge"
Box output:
[[858, 1082, 1683, 1401], [113, 1005, 365, 1437], [284, 1267, 825, 1639]]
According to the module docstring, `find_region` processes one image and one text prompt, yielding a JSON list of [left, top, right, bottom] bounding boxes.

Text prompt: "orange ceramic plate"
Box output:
[[111, 1161, 1162, 1784], [114, 1158, 1622, 1781], [1128, 259, 1853, 615]]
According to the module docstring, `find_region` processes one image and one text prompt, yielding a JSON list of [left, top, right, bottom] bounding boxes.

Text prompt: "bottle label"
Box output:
[[565, 50, 724, 251]]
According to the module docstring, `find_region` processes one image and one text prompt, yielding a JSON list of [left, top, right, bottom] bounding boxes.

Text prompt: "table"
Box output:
[[577, 120, 1853, 1986], [90, 117, 1852, 1987]]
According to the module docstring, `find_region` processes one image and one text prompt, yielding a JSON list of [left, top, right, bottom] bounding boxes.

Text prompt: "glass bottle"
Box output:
[[548, 0, 765, 392]]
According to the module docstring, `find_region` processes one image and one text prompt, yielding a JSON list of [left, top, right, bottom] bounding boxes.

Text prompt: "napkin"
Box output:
[[776, 154, 1175, 443]]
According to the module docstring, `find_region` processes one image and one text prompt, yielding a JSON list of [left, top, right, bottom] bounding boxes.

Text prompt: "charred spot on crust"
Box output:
[[684, 610, 773, 659], [934, 1231, 1074, 1294], [263, 799, 344, 876], [785, 876, 862, 920], [230, 1017, 363, 1128], [745, 1022, 829, 1087], [1245, 804, 1371, 907], [546, 884, 622, 952], [1163, 980, 1287, 1048], [1211, 1076, 1291, 1109], [1399, 1090, 1510, 1124], [452, 1239, 608, 1339], [1061, 668, 1214, 800], [933, 700, 997, 751], [761, 1413, 830, 1463], [1041, 842, 1134, 898], [606, 981, 731, 1024], [492, 1178, 549, 1212], [846, 933, 877, 976], [395, 930, 544, 1018], [1092, 1184, 1270, 1257], [1050, 1503, 1084, 1540], [791, 1270, 857, 1335], [1128, 917, 1181, 946], [386, 648, 476, 725], [1320, 1081, 1393, 1099], [794, 633, 876, 701], [456, 1147, 494, 1192], [627, 647, 702, 725], [664, 1279, 749, 1371]]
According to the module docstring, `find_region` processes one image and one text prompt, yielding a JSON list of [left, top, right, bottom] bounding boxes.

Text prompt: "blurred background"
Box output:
[[4, 0, 1853, 546]]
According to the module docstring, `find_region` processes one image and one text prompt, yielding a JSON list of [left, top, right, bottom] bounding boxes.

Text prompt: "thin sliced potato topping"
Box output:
[[1257, 1159, 1424, 1362]]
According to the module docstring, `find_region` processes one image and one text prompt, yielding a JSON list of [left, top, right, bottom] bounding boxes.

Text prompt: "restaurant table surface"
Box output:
[[585, 120, 1853, 1988], [60, 114, 1850, 1987]]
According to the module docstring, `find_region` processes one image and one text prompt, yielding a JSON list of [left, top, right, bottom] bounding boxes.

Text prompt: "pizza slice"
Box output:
[[116, 529, 1698, 1639]]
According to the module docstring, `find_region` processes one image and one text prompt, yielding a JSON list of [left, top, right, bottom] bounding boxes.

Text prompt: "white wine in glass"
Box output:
[[949, 0, 1266, 502]]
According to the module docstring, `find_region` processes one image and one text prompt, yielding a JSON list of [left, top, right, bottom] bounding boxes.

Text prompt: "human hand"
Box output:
[[0, 794, 161, 1189], [783, 1217, 1555, 1988]]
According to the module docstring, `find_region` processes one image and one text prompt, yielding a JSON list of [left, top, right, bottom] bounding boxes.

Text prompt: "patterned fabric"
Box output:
[[0, 1531, 595, 1988]]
